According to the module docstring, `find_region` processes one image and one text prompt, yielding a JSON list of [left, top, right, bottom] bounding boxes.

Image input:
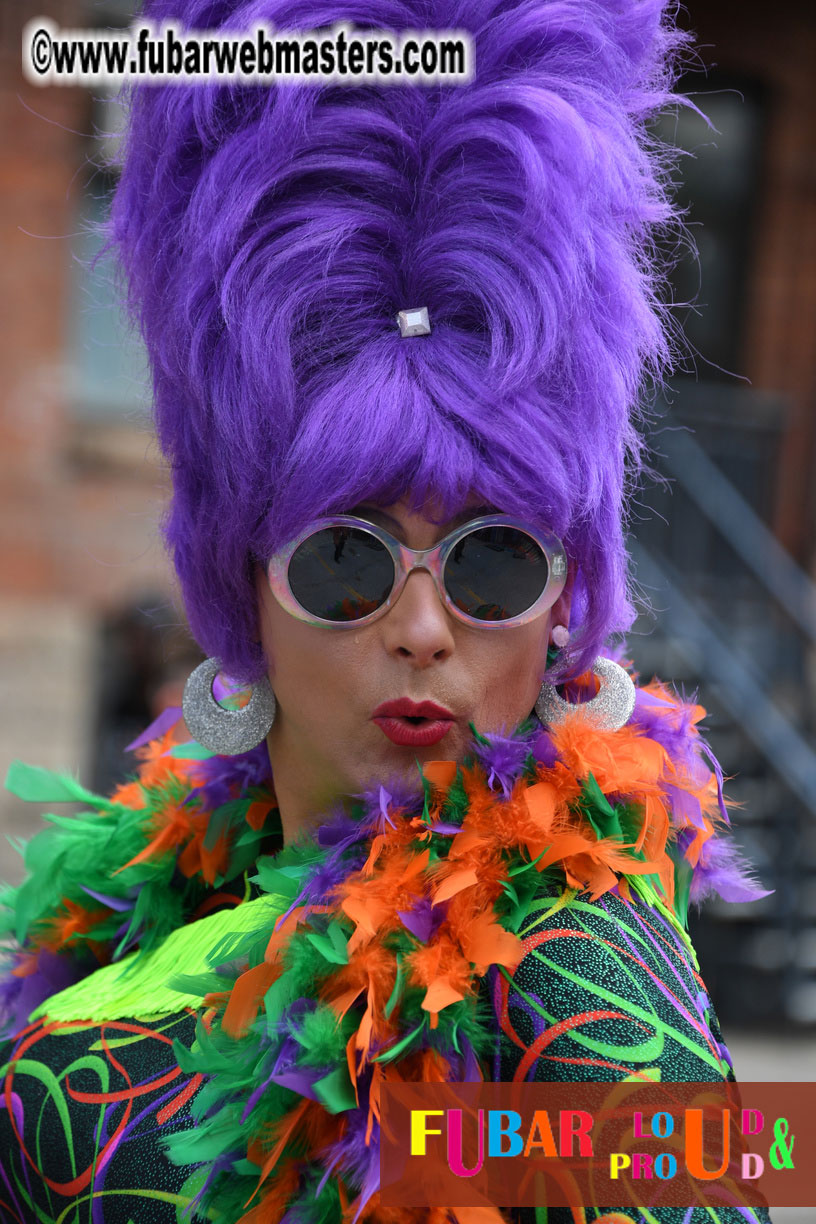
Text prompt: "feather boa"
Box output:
[[0, 672, 769, 1222]]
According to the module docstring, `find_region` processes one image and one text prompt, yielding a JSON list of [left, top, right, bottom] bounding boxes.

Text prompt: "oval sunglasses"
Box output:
[[265, 514, 568, 629]]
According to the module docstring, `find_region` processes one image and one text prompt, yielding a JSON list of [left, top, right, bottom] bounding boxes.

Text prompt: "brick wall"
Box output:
[[0, 1, 178, 879]]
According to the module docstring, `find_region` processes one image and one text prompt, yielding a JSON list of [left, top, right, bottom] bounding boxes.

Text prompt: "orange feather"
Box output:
[[222, 960, 281, 1038], [421, 760, 458, 792]]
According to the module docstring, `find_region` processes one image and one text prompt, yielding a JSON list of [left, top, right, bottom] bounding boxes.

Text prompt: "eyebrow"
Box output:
[[348, 503, 498, 537]]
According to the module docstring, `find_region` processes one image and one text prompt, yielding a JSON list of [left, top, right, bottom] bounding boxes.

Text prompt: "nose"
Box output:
[[380, 568, 456, 666]]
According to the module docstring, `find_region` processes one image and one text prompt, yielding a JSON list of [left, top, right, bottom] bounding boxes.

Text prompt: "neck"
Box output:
[[264, 724, 347, 848]]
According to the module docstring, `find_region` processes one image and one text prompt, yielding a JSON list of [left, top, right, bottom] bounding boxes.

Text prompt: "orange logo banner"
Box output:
[[379, 1081, 813, 1214]]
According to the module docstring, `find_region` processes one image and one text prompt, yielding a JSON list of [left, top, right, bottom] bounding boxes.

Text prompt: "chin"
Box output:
[[355, 753, 429, 800]]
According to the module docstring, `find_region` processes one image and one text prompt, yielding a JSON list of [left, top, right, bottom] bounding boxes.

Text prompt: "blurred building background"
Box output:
[[1, 0, 815, 1110]]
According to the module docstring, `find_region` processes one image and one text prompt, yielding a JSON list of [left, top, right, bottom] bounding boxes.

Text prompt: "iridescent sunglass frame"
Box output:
[[265, 514, 568, 630]]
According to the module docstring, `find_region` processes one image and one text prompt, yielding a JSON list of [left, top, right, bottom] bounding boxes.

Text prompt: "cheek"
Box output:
[[262, 614, 340, 695], [257, 586, 365, 717], [468, 619, 550, 725], [498, 618, 550, 680]]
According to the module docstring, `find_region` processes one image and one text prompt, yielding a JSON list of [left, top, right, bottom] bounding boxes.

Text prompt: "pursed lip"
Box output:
[[371, 698, 455, 720], [371, 698, 456, 747]]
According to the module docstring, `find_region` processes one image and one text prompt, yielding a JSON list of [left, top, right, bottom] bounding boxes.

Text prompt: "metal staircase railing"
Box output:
[[629, 416, 816, 1024], [630, 541, 816, 818], [656, 426, 816, 648]]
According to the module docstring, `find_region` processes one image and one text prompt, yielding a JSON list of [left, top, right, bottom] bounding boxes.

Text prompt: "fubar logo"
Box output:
[[380, 1081, 806, 1214]]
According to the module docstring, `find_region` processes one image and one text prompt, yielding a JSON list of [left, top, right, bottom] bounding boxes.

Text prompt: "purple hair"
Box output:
[[99, 0, 693, 682]]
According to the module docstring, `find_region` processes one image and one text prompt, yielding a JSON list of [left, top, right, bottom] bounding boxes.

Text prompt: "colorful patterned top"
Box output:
[[0, 675, 773, 1223]]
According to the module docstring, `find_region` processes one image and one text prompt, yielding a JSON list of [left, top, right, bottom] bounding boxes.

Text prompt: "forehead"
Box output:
[[347, 495, 498, 533]]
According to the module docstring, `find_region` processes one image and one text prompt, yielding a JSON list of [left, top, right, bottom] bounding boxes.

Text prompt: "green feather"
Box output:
[[165, 741, 216, 760], [383, 956, 405, 1019], [313, 1065, 357, 1114], [466, 721, 490, 746], [667, 841, 693, 930], [579, 773, 624, 841], [305, 928, 348, 966], [5, 761, 114, 808], [294, 1004, 351, 1065], [500, 863, 544, 933], [30, 892, 285, 1023], [374, 1019, 425, 1063]]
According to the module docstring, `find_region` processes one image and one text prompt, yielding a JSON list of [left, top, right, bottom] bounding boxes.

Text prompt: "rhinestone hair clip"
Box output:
[[396, 306, 431, 337]]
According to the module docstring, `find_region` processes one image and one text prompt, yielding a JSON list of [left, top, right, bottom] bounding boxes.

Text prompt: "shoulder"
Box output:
[[0, 723, 278, 1038], [492, 880, 734, 1084], [23, 891, 285, 1027]]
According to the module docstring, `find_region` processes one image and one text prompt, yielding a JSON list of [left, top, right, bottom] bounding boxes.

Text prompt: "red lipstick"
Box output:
[[371, 698, 455, 747]]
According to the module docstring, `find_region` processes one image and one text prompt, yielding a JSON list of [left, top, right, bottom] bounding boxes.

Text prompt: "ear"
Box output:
[[535, 564, 575, 685], [548, 562, 575, 643]]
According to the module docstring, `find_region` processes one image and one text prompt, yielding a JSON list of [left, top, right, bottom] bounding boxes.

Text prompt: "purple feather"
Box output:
[[460, 1033, 482, 1083], [397, 896, 449, 943], [473, 726, 538, 798], [186, 742, 272, 812], [689, 835, 774, 906], [0, 947, 87, 1039], [257, 1032, 328, 1109], [315, 1087, 381, 1211], [353, 777, 425, 823], [530, 726, 559, 769], [427, 821, 463, 835], [125, 705, 183, 752], [351, 1141, 381, 1224], [80, 887, 133, 912], [316, 809, 364, 848], [632, 684, 730, 825]]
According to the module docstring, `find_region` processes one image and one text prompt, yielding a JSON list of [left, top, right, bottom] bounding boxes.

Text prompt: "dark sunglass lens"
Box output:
[[444, 526, 549, 621], [287, 527, 395, 621]]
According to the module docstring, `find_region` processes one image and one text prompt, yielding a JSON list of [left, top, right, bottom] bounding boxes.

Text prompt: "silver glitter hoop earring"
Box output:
[[535, 656, 636, 732], [182, 657, 276, 755]]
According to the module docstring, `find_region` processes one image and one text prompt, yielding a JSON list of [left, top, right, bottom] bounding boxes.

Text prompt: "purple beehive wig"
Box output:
[[100, 0, 694, 684]]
